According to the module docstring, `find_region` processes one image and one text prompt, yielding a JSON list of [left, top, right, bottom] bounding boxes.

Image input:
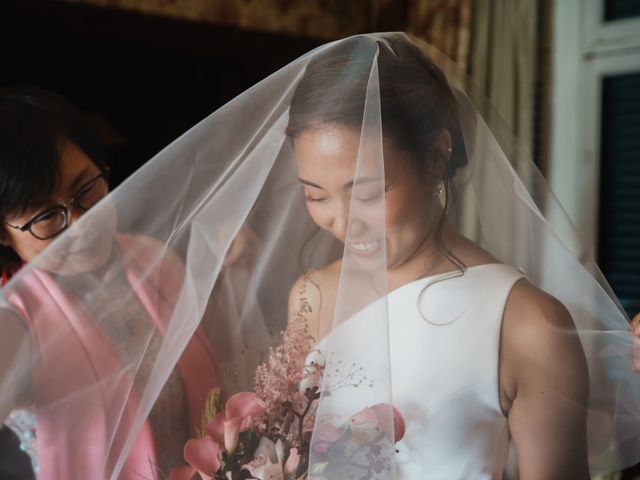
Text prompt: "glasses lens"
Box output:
[[75, 176, 108, 210], [30, 208, 67, 240]]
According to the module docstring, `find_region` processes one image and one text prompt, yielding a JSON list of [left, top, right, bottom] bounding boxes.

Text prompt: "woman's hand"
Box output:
[[630, 313, 640, 372]]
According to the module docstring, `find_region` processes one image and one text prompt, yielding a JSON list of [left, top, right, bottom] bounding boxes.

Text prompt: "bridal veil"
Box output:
[[0, 32, 638, 479]]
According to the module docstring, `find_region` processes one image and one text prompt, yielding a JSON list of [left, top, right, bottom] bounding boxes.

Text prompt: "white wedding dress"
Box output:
[[315, 263, 524, 479]]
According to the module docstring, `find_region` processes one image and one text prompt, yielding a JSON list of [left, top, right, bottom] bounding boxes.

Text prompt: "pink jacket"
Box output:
[[4, 234, 219, 479]]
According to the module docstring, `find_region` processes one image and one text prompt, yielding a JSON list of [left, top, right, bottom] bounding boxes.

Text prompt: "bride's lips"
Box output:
[[347, 238, 383, 257]]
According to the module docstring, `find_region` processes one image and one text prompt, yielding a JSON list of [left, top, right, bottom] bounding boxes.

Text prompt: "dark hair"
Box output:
[[287, 35, 467, 175], [286, 34, 468, 269], [0, 87, 109, 274]]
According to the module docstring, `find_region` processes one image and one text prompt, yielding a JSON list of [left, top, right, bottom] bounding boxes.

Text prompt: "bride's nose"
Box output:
[[348, 219, 367, 237], [331, 203, 349, 240]]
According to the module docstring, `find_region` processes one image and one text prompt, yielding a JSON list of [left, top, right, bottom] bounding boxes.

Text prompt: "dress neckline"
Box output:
[[389, 262, 510, 296], [314, 263, 519, 349]]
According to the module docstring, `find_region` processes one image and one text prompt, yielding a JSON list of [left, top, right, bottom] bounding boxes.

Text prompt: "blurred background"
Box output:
[[0, 0, 638, 478]]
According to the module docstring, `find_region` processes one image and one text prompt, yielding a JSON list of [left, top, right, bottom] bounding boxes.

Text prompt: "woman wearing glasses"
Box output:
[[0, 88, 220, 479], [0, 90, 111, 280]]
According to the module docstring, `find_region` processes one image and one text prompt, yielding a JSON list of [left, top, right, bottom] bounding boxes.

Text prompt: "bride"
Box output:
[[0, 33, 638, 479], [285, 35, 588, 479]]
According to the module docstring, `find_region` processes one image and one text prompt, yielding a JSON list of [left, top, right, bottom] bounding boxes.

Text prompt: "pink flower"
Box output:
[[391, 406, 406, 442], [207, 392, 265, 454], [310, 422, 341, 455], [169, 435, 221, 480], [284, 447, 300, 475], [171, 391, 266, 479], [254, 320, 315, 416], [348, 404, 406, 443]]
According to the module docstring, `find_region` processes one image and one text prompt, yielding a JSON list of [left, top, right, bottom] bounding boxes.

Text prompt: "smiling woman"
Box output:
[[0, 88, 111, 280], [2, 141, 113, 274], [282, 35, 621, 478], [295, 127, 449, 272], [1, 33, 639, 480]]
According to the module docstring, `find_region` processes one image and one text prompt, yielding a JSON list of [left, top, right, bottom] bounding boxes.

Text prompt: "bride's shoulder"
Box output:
[[288, 260, 341, 304], [504, 280, 574, 330], [502, 280, 580, 354], [500, 279, 588, 404], [287, 260, 340, 341], [452, 234, 499, 267]]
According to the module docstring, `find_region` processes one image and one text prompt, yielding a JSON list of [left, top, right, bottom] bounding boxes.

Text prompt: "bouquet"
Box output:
[[171, 320, 405, 480]]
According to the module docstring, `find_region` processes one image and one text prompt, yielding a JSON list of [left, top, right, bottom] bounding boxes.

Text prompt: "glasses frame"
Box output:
[[4, 170, 110, 241]]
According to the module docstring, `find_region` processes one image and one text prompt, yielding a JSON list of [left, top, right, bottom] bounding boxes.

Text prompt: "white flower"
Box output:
[[242, 437, 300, 480], [300, 349, 325, 393]]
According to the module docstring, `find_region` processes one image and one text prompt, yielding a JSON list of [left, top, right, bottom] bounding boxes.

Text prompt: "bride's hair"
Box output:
[[286, 34, 468, 270]]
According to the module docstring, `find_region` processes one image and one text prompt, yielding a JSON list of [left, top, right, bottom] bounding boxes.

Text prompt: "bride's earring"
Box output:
[[433, 181, 445, 200]]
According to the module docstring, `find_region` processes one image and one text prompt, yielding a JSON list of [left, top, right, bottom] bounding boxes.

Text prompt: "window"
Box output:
[[550, 0, 640, 317], [598, 72, 640, 315], [605, 0, 640, 21]]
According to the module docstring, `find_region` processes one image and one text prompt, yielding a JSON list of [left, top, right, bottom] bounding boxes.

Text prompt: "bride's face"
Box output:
[[295, 125, 436, 268]]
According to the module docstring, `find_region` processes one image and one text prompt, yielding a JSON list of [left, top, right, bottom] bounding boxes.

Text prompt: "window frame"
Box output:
[[549, 0, 640, 257]]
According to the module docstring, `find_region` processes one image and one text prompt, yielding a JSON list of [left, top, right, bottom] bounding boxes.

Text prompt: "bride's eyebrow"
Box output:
[[298, 178, 325, 189], [298, 176, 383, 190]]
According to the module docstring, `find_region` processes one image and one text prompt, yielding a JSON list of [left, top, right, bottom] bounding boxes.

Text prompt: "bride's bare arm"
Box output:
[[501, 280, 590, 479], [0, 309, 31, 423]]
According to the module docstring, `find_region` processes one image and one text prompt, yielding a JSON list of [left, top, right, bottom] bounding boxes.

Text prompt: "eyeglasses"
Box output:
[[5, 171, 109, 240]]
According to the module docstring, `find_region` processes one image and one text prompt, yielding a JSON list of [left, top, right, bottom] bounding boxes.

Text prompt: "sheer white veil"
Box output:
[[0, 32, 638, 479]]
